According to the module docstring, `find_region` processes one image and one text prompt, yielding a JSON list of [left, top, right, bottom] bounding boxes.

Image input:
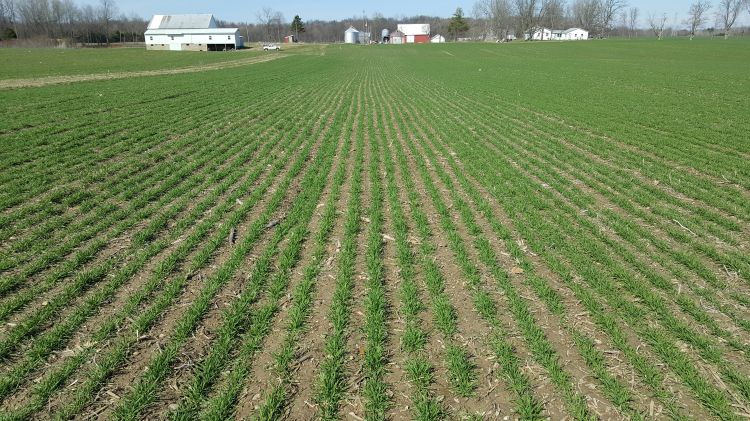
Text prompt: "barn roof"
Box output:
[[144, 28, 239, 35], [397, 23, 430, 36], [147, 14, 217, 30]]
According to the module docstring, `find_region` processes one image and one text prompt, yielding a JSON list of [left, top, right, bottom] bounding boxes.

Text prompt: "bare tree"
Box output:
[[598, 0, 627, 36], [0, 0, 18, 39], [647, 13, 667, 39], [515, 0, 539, 38], [475, 0, 516, 40], [542, 0, 566, 34], [272, 11, 284, 42], [571, 0, 599, 31], [686, 1, 711, 39], [628, 7, 638, 36], [716, 0, 744, 38], [98, 0, 117, 44], [256, 7, 273, 41], [16, 0, 53, 37]]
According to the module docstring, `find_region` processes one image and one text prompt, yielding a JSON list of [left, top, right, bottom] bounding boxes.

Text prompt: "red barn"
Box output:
[[397, 24, 430, 43]]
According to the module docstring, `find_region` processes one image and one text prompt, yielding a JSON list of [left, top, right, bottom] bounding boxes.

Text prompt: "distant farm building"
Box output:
[[527, 27, 551, 40], [283, 35, 297, 43], [381, 28, 390, 43], [527, 27, 589, 40], [145, 14, 243, 51], [431, 34, 446, 43], [344, 26, 360, 44], [559, 28, 589, 40], [397, 24, 431, 43], [390, 30, 405, 44]]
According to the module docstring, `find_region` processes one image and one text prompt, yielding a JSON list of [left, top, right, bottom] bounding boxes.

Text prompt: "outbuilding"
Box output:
[[561, 27, 589, 40], [344, 26, 360, 44], [526, 27, 552, 40], [397, 24, 431, 43], [431, 34, 446, 43], [390, 30, 405, 44], [145, 14, 243, 51]]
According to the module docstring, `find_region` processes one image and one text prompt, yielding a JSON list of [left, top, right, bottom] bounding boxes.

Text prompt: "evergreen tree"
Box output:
[[447, 7, 469, 40], [290, 15, 305, 41]]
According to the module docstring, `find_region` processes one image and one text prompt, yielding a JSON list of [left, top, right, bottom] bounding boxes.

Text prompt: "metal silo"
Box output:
[[344, 26, 360, 44], [381, 28, 390, 43]]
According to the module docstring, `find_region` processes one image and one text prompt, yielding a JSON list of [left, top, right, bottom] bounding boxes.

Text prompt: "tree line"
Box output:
[[471, 0, 749, 41], [0, 0, 146, 45], [1, 0, 748, 47]]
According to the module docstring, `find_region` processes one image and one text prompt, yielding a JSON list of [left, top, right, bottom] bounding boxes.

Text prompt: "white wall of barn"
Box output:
[[146, 31, 243, 50]]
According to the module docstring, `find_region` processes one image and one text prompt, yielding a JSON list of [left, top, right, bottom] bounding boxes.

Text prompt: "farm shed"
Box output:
[[397, 24, 431, 43], [526, 27, 552, 40], [561, 28, 589, 40], [344, 26, 360, 44], [389, 30, 405, 44], [431, 34, 446, 43], [145, 14, 244, 51]]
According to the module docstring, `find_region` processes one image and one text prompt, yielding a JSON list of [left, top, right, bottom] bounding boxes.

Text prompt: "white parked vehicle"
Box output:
[[263, 44, 280, 51]]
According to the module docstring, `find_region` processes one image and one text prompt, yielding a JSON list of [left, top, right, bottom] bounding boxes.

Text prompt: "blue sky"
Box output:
[[102, 0, 747, 27]]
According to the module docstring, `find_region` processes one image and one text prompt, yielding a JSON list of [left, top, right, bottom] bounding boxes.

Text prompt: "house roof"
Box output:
[[147, 14, 217, 30], [390, 30, 405, 37], [563, 27, 587, 33], [144, 28, 239, 35]]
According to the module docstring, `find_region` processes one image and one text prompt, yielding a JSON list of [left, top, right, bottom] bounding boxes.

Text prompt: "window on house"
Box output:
[[209, 36, 212, 40], [170, 36, 174, 40], [228, 36, 231, 40], [149, 36, 153, 40]]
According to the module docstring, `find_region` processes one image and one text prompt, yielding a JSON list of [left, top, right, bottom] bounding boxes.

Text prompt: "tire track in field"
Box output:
[[0, 54, 286, 89]]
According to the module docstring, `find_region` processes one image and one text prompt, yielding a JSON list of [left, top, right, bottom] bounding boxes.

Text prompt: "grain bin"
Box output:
[[344, 26, 359, 44], [381, 28, 390, 43]]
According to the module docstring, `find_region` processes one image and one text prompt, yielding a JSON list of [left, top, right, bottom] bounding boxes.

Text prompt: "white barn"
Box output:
[[145, 14, 244, 51], [431, 34, 446, 43]]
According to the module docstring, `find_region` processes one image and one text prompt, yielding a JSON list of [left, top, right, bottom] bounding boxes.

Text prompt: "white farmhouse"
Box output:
[[145, 14, 244, 51], [561, 27, 588, 40], [530, 27, 589, 41]]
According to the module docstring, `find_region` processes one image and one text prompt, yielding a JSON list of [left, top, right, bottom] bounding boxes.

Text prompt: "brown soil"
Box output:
[[284, 83, 362, 420]]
